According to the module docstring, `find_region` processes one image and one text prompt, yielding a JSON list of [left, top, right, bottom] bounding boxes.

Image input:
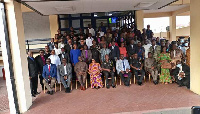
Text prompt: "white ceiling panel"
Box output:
[[20, 0, 189, 15]]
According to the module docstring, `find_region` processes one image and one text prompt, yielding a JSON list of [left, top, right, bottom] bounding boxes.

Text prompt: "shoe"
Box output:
[[66, 87, 71, 93], [80, 86, 83, 90], [112, 85, 116, 88], [65, 88, 68, 93], [47, 91, 50, 94], [106, 85, 110, 89], [153, 81, 157, 85], [35, 92, 41, 95], [32, 94, 36, 97], [138, 82, 142, 86], [82, 86, 86, 91], [50, 91, 53, 95], [178, 85, 182, 87]]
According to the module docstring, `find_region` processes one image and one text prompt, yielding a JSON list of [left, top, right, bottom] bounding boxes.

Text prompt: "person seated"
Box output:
[[102, 55, 116, 89], [89, 59, 103, 89], [74, 56, 88, 90], [116, 54, 132, 86], [130, 53, 145, 86], [81, 45, 92, 64], [58, 58, 72, 93], [144, 52, 158, 85], [42, 58, 57, 95], [171, 60, 190, 89]]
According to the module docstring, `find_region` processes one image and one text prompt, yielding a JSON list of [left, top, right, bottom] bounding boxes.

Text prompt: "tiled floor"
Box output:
[[24, 80, 200, 114], [0, 78, 9, 113]]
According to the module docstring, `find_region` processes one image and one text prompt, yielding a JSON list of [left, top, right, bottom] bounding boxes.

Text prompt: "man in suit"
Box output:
[[171, 60, 190, 89], [90, 40, 100, 63], [109, 40, 120, 63], [116, 54, 132, 86], [74, 56, 88, 90], [44, 46, 51, 58], [58, 58, 72, 93], [144, 52, 158, 85], [27, 51, 39, 97], [42, 58, 57, 95], [58, 47, 70, 63], [149, 39, 161, 62], [47, 38, 54, 51], [64, 39, 73, 54], [81, 45, 92, 64], [35, 50, 47, 90], [130, 53, 145, 86], [127, 39, 137, 59]]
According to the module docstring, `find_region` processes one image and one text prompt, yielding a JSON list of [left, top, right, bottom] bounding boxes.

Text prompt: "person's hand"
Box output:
[[151, 66, 154, 70], [107, 69, 111, 72], [78, 72, 82, 75], [126, 69, 129, 73], [120, 71, 124, 74], [135, 68, 139, 70], [29, 77, 31, 80], [180, 72, 185, 77]]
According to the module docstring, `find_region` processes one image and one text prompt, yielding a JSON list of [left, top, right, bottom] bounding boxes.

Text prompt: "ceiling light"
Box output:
[[94, 14, 97, 17], [108, 13, 112, 16]]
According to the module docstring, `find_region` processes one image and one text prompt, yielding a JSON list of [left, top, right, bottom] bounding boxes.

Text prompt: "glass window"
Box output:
[[83, 19, 91, 27], [60, 20, 69, 28], [71, 14, 80, 17], [72, 19, 80, 28], [59, 15, 69, 18], [176, 16, 190, 29], [82, 13, 91, 16]]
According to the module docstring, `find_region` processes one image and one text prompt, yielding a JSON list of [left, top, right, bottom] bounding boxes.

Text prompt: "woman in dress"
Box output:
[[158, 46, 172, 84], [119, 42, 127, 58], [89, 59, 103, 89]]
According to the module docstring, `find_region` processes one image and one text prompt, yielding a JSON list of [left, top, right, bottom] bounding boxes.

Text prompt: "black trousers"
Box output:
[[103, 71, 115, 86], [174, 75, 190, 88], [39, 74, 44, 89], [30, 76, 38, 95], [119, 72, 132, 84], [133, 69, 145, 83]]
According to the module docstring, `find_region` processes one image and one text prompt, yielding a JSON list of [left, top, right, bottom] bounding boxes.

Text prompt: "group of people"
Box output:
[[27, 23, 190, 96]]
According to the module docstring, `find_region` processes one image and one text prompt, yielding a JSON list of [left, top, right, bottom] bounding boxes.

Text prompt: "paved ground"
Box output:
[[0, 78, 9, 113], [1, 78, 200, 114]]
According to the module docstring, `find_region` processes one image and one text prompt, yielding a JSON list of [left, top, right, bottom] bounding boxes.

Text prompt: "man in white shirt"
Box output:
[[58, 38, 65, 49], [143, 39, 152, 58], [86, 33, 94, 49], [88, 24, 95, 37], [54, 43, 62, 56], [116, 54, 132, 86], [48, 50, 61, 83]]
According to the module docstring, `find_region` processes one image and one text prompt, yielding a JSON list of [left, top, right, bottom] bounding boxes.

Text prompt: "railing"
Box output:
[[25, 38, 51, 52]]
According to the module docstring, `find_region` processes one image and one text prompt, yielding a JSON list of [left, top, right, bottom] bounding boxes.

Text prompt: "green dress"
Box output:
[[158, 53, 171, 83]]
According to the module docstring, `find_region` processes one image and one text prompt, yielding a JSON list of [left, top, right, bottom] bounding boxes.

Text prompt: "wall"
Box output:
[[49, 15, 58, 38], [22, 12, 51, 40]]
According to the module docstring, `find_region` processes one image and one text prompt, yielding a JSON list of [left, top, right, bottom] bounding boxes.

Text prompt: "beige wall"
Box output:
[[49, 15, 58, 38], [0, 60, 3, 66], [136, 10, 144, 31]]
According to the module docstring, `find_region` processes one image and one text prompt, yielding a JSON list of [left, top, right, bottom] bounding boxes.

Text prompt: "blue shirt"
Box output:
[[70, 49, 81, 65]]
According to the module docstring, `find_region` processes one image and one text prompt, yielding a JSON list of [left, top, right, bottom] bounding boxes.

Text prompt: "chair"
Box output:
[[76, 79, 88, 89], [104, 76, 117, 87]]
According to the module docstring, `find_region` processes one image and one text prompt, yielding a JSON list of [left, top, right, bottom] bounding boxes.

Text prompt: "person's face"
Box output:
[[147, 25, 150, 29], [103, 44, 106, 48], [46, 59, 51, 65], [112, 42, 115, 46], [130, 40, 134, 45], [61, 38, 64, 42], [92, 59, 95, 63], [40, 51, 44, 56], [51, 38, 54, 42], [102, 37, 105, 41], [148, 53, 152, 58], [73, 44, 77, 49], [89, 34, 92, 37], [78, 57, 82, 61], [134, 54, 138, 59], [92, 41, 96, 45], [144, 40, 148, 45], [68, 40, 72, 44], [61, 48, 65, 52], [62, 59, 67, 64], [152, 41, 156, 46], [172, 44, 176, 50], [51, 50, 55, 55], [114, 33, 117, 37], [55, 44, 58, 48], [57, 30, 61, 34], [73, 37, 77, 41], [105, 55, 109, 60], [161, 42, 165, 46], [121, 43, 124, 47], [162, 47, 166, 52], [120, 55, 124, 60], [84, 45, 87, 50], [156, 38, 159, 42], [28, 52, 33, 57], [138, 42, 141, 47], [101, 22, 103, 26], [66, 36, 70, 40], [55, 34, 58, 38], [80, 40, 84, 45], [45, 46, 49, 52]]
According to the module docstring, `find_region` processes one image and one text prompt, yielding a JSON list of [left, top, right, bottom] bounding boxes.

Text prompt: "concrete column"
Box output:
[[4, 1, 32, 113], [135, 10, 144, 31], [190, 0, 200, 95], [169, 15, 176, 41], [49, 15, 58, 38]]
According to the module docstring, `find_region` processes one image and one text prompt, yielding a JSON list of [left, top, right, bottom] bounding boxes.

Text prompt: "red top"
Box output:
[[119, 47, 127, 57]]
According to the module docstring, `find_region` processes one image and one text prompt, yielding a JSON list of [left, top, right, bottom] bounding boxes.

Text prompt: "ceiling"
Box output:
[[19, 0, 189, 15]]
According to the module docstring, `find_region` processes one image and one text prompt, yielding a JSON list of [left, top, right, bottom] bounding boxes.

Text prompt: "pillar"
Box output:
[[169, 15, 176, 41], [190, 0, 200, 95], [49, 15, 59, 38], [135, 10, 144, 31], [4, 0, 32, 113]]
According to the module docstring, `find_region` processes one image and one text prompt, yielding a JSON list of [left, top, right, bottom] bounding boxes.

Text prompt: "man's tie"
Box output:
[[85, 50, 88, 59], [123, 61, 125, 71], [48, 65, 51, 72]]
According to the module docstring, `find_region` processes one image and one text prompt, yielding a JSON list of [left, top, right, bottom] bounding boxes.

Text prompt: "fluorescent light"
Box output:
[[135, 2, 154, 8], [108, 13, 112, 16], [94, 14, 97, 17]]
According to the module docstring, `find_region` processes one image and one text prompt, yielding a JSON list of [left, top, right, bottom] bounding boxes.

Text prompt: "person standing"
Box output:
[[70, 44, 81, 66], [42, 58, 57, 95], [48, 50, 61, 83], [86, 33, 94, 49], [47, 38, 55, 51], [58, 58, 72, 93], [143, 39, 151, 59], [109, 40, 120, 63], [74, 57, 88, 90], [89, 59, 103, 89], [35, 50, 47, 90], [58, 47, 70, 63], [99, 43, 111, 63], [102, 55, 116, 89], [119, 42, 127, 58], [44, 46, 51, 58], [90, 40, 100, 63], [27, 51, 39, 97], [149, 39, 161, 62], [81, 45, 92, 64]]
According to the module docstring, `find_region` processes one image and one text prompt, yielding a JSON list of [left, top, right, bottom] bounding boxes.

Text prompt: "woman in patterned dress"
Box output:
[[158, 46, 172, 84], [89, 59, 103, 89]]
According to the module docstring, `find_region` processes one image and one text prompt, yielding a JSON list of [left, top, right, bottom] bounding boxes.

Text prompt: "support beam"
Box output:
[[4, 0, 32, 113], [135, 10, 144, 31], [190, 0, 200, 95], [49, 15, 58, 38], [169, 15, 176, 41]]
